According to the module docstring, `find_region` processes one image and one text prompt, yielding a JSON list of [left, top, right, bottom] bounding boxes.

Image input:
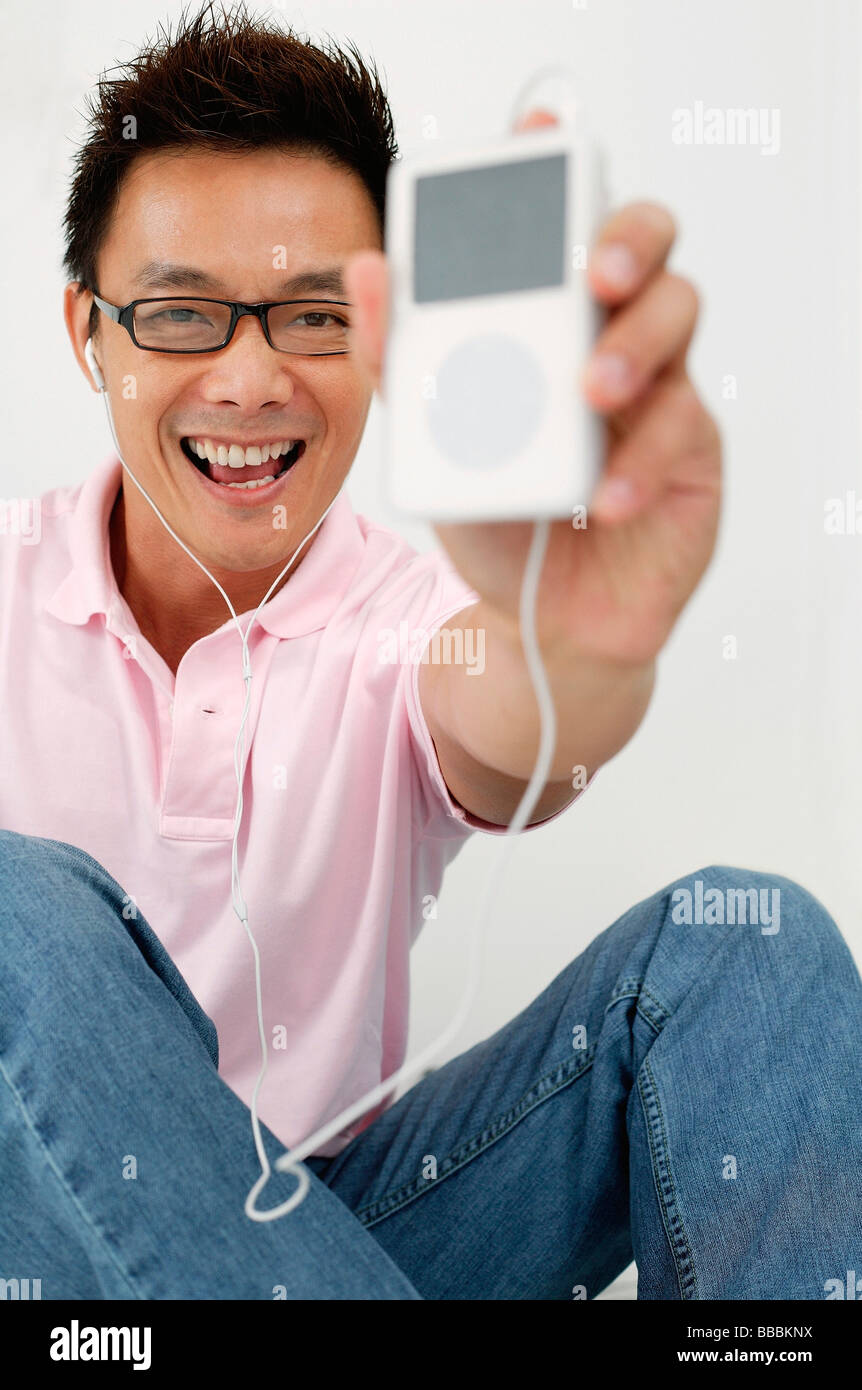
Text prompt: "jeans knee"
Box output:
[[673, 863, 847, 959], [0, 830, 130, 952], [0, 830, 219, 1069]]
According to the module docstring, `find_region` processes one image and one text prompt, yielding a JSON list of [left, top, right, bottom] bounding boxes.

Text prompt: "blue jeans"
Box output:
[[1, 828, 860, 1300]]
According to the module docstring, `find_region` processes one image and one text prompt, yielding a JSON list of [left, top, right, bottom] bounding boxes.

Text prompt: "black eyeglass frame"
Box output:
[[91, 293, 353, 356]]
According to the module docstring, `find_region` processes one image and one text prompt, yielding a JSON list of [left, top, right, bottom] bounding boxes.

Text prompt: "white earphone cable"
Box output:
[[98, 380, 556, 1222], [98, 385, 335, 1217], [271, 517, 555, 1184], [90, 63, 575, 1224]]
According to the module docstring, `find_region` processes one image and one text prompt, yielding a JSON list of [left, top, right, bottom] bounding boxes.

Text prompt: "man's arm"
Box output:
[[345, 111, 722, 824], [418, 601, 655, 825]]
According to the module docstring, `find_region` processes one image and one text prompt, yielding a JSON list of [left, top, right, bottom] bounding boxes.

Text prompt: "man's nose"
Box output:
[[199, 314, 296, 408]]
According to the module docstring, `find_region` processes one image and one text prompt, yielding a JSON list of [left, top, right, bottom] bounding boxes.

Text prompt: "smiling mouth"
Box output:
[[180, 436, 306, 489]]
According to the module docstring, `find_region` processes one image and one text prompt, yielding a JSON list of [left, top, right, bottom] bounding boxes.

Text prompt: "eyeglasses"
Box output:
[[91, 293, 353, 355]]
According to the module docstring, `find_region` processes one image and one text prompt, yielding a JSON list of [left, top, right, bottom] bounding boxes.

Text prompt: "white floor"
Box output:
[[595, 1261, 638, 1300]]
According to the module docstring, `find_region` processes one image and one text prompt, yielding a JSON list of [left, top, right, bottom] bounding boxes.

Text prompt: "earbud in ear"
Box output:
[[84, 338, 106, 392]]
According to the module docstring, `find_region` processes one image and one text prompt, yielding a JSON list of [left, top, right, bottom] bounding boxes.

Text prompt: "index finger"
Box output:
[[589, 202, 678, 305]]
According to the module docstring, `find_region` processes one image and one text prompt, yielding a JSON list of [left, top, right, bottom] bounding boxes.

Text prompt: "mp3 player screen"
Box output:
[[413, 152, 567, 304]]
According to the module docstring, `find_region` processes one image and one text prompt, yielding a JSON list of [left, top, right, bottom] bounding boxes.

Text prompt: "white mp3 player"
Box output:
[[383, 120, 608, 522]]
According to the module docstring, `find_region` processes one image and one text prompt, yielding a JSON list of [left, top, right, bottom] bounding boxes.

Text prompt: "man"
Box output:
[[1, 4, 859, 1300]]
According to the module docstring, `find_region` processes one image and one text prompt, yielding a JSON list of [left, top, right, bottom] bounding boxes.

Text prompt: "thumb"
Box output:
[[343, 248, 389, 399]]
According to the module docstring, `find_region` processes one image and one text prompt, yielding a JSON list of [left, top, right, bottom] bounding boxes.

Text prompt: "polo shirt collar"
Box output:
[[45, 453, 366, 640]]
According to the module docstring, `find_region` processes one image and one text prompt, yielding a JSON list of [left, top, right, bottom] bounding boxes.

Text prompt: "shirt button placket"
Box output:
[[162, 641, 245, 829]]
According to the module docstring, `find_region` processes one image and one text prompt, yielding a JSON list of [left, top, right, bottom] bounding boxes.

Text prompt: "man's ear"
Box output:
[[64, 282, 102, 392]]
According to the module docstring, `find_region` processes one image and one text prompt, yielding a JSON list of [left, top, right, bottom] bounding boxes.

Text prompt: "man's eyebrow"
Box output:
[[277, 269, 347, 297], [133, 262, 222, 291], [132, 262, 347, 297]]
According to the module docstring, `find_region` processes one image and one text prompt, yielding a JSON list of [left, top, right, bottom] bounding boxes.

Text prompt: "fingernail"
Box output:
[[592, 244, 638, 291], [591, 477, 638, 520], [584, 351, 632, 397], [511, 70, 580, 131], [514, 107, 559, 132]]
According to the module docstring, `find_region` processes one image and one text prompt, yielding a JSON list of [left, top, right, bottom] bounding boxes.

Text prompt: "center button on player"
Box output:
[[426, 332, 547, 469]]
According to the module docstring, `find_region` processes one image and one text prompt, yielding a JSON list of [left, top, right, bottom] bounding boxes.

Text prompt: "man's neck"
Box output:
[[108, 487, 310, 676]]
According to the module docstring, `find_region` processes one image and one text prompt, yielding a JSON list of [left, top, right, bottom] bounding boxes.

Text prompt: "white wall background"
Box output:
[[1, 2, 860, 1296]]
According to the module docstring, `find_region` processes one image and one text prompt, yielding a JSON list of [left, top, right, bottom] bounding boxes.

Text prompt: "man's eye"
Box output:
[[293, 311, 346, 328], [153, 307, 210, 324]]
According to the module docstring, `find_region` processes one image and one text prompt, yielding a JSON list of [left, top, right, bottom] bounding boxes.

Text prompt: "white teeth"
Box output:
[[186, 438, 299, 470], [226, 475, 276, 489]]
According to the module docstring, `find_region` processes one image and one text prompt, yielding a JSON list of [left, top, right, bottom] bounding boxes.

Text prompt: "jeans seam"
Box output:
[[635, 987, 670, 1033], [606, 977, 668, 1035], [637, 1053, 699, 1300], [0, 1056, 144, 1300], [355, 1048, 596, 1227]]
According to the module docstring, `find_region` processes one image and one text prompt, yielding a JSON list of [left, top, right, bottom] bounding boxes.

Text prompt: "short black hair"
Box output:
[[64, 1, 398, 329]]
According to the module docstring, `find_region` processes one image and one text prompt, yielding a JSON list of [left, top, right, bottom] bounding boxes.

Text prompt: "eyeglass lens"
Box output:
[[131, 300, 351, 353]]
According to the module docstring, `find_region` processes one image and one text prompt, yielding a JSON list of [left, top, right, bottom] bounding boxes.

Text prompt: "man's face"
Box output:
[[66, 146, 381, 573]]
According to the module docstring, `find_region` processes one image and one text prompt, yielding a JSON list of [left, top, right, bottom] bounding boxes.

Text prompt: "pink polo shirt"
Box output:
[[0, 456, 569, 1156]]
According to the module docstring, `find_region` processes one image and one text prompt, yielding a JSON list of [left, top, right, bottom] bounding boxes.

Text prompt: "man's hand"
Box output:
[[344, 107, 722, 824]]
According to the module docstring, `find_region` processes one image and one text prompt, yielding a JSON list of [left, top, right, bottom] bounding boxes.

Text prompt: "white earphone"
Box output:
[[84, 337, 106, 392]]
